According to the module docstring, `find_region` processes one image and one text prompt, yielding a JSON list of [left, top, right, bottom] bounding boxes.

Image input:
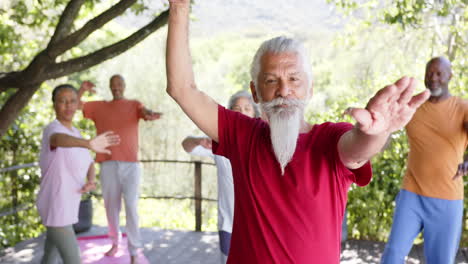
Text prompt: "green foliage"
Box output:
[[0, 84, 53, 248]]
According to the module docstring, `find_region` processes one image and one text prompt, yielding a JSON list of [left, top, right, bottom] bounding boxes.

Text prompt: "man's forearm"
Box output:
[[338, 127, 390, 169], [50, 133, 90, 149]]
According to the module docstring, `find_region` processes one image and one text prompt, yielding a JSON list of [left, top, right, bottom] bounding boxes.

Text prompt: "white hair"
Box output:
[[227, 90, 260, 117], [250, 36, 313, 93]]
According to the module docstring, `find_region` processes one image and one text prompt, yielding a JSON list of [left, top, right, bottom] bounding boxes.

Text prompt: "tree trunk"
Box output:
[[0, 84, 41, 137]]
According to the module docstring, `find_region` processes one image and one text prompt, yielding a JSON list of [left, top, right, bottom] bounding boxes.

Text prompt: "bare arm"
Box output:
[[338, 77, 430, 169], [181, 136, 212, 153], [338, 127, 390, 169], [50, 131, 120, 154], [166, 0, 219, 141], [77, 81, 95, 110], [50, 133, 91, 149], [79, 163, 96, 193]]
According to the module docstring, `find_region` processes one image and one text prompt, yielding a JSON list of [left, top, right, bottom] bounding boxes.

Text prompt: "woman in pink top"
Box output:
[[37, 84, 120, 264]]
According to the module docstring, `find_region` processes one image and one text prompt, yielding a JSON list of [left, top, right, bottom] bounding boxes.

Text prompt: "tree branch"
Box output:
[[48, 0, 85, 47], [0, 85, 40, 137], [45, 10, 169, 80], [48, 0, 137, 58], [0, 72, 23, 92]]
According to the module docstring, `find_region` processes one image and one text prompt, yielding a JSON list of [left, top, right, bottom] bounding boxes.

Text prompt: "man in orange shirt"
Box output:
[[79, 75, 161, 264], [382, 57, 468, 263]]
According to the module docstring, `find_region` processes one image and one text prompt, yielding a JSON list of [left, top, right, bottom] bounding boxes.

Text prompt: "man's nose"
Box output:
[[277, 80, 291, 97]]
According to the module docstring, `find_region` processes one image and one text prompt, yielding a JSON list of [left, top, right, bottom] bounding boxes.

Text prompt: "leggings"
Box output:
[[41, 225, 81, 264]]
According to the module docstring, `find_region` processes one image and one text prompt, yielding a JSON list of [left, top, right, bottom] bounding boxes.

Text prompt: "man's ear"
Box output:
[[250, 81, 260, 103]]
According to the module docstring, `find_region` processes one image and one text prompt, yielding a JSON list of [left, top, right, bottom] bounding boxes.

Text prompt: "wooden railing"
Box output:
[[0, 159, 216, 233]]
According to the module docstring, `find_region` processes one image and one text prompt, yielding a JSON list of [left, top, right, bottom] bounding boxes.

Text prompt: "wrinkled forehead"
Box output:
[[260, 52, 304, 74]]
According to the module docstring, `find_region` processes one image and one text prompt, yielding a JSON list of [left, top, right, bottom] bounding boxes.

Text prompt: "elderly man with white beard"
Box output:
[[166, 1, 430, 263]]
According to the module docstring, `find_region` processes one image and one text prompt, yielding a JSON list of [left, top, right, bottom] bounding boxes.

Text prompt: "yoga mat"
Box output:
[[78, 234, 149, 264]]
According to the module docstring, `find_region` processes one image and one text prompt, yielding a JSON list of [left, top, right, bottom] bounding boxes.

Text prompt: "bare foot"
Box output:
[[105, 244, 118, 256], [130, 255, 138, 264]]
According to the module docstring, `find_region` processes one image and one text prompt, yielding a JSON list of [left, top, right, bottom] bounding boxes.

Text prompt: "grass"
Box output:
[[92, 197, 218, 232]]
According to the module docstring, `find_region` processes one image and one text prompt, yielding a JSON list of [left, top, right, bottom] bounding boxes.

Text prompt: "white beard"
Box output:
[[430, 88, 443, 97], [261, 98, 306, 175]]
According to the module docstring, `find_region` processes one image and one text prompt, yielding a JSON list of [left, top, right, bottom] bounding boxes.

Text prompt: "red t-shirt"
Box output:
[[213, 105, 372, 264], [83, 99, 144, 163]]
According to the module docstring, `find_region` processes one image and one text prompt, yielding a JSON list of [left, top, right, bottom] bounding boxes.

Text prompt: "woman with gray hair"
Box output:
[[182, 91, 259, 264]]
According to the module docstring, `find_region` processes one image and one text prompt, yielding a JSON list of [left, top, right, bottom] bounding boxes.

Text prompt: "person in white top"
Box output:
[[37, 84, 120, 264], [181, 91, 259, 263]]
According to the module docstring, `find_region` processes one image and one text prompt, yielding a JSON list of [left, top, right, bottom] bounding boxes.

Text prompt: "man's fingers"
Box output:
[[343, 107, 372, 128], [394, 76, 411, 91], [408, 89, 430, 108], [397, 77, 417, 105], [367, 84, 398, 108]]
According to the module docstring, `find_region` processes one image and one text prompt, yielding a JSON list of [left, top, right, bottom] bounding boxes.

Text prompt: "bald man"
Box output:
[[78, 75, 162, 264], [382, 57, 468, 264]]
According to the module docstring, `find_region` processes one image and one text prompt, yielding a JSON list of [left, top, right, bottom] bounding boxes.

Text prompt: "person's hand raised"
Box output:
[[345, 77, 430, 135], [80, 81, 96, 94]]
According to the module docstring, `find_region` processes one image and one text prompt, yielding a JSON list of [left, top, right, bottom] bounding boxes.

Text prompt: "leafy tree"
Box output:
[[0, 0, 171, 137]]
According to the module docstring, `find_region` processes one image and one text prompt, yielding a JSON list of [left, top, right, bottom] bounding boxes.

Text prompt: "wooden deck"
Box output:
[[1, 226, 468, 263]]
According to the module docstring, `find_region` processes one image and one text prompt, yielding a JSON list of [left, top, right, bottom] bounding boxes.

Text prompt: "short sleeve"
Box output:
[[212, 105, 260, 159], [347, 162, 372, 186], [47, 121, 75, 149], [39, 121, 75, 169], [134, 101, 145, 119]]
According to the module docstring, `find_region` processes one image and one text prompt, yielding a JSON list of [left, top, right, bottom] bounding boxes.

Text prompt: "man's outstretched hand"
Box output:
[[141, 108, 162, 121], [345, 77, 430, 136]]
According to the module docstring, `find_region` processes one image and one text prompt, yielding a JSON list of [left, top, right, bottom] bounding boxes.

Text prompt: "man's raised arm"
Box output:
[[166, 0, 219, 142]]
